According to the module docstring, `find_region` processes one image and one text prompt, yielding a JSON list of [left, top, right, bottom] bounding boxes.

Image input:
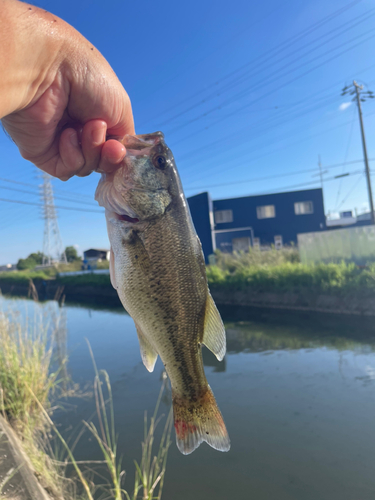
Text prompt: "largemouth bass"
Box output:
[[95, 132, 230, 455]]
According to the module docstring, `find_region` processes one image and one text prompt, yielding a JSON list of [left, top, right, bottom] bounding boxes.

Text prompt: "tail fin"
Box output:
[[173, 385, 230, 455]]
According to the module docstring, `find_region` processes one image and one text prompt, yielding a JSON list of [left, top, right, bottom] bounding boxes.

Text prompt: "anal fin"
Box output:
[[202, 293, 226, 361], [135, 323, 158, 372]]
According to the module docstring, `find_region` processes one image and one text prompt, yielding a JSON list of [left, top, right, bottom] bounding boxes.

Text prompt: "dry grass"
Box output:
[[0, 304, 68, 497], [0, 303, 172, 500]]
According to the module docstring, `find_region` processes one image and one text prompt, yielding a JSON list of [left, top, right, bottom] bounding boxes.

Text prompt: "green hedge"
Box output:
[[0, 270, 52, 285]]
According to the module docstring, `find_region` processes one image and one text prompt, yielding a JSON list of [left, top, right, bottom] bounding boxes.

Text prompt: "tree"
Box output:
[[17, 257, 37, 270], [28, 252, 44, 265], [65, 246, 80, 262]]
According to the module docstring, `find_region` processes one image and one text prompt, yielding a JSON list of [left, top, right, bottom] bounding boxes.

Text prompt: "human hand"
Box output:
[[0, 1, 134, 181]]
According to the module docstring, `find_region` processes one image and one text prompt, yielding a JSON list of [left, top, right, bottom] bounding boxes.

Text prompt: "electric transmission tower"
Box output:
[[341, 81, 375, 224], [40, 173, 67, 265]]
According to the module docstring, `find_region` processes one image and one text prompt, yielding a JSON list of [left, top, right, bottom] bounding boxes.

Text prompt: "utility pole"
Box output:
[[40, 173, 67, 265], [341, 81, 375, 224], [318, 154, 326, 214], [318, 155, 324, 189]]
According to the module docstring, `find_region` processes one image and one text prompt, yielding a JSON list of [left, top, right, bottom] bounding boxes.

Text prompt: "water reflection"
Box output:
[[219, 306, 375, 354], [3, 295, 375, 500], [202, 347, 226, 372], [224, 320, 375, 354]]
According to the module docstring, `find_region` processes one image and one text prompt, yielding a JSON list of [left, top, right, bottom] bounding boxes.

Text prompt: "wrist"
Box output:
[[0, 0, 68, 118]]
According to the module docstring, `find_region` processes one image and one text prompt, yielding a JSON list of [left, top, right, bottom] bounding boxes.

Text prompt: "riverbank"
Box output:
[[0, 414, 51, 500], [1, 260, 375, 316], [207, 261, 375, 316]]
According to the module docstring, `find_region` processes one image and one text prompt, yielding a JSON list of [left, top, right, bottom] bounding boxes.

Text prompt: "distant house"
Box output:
[[187, 189, 326, 261], [326, 210, 374, 229], [0, 264, 16, 272], [83, 248, 110, 261]]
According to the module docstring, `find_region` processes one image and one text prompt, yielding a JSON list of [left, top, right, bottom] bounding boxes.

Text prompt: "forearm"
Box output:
[[0, 0, 67, 119]]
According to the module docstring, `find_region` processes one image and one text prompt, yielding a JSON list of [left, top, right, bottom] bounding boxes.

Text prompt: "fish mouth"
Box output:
[[113, 212, 139, 224]]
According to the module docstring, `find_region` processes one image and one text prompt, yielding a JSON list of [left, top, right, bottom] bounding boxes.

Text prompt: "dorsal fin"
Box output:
[[202, 293, 226, 361], [135, 323, 158, 372]]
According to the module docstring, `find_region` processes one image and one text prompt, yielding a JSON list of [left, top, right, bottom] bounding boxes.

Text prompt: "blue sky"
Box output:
[[1, 0, 375, 263]]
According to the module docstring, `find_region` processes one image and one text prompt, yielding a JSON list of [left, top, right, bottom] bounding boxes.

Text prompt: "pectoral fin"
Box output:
[[202, 293, 226, 361], [109, 247, 117, 289], [135, 323, 158, 372]]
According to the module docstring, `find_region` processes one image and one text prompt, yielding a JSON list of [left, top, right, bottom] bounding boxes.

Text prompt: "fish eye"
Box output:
[[153, 155, 167, 169]]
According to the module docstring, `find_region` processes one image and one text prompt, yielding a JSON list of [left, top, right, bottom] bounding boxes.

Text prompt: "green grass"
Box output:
[[3, 248, 375, 297], [0, 309, 60, 428], [207, 255, 375, 295], [0, 262, 86, 285], [0, 270, 54, 285], [212, 246, 300, 271], [0, 267, 111, 288]]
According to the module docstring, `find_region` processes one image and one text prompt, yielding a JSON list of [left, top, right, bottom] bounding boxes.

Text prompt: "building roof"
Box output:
[[83, 248, 109, 253], [213, 187, 323, 203]]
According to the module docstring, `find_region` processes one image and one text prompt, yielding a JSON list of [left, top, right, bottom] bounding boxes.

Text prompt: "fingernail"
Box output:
[[69, 131, 79, 147], [92, 125, 106, 146]]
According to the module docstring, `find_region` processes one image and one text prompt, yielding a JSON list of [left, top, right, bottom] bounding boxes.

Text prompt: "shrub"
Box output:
[[207, 260, 375, 295]]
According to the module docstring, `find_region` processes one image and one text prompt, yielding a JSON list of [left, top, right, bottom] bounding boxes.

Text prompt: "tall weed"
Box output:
[[207, 257, 375, 294]]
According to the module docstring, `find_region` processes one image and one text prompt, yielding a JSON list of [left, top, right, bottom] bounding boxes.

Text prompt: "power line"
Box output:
[[172, 64, 375, 174], [139, 0, 364, 128], [177, 89, 339, 168], [0, 176, 94, 200], [0, 197, 104, 213], [334, 104, 357, 209], [199, 170, 364, 200], [181, 109, 375, 189], [136, 2, 289, 114], [169, 31, 375, 166], [183, 160, 374, 192], [156, 6, 374, 130], [337, 173, 365, 210], [167, 26, 375, 138], [0, 184, 98, 207], [175, 71, 373, 166]]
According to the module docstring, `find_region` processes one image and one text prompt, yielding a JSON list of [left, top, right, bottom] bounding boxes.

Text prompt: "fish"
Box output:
[[95, 132, 230, 455]]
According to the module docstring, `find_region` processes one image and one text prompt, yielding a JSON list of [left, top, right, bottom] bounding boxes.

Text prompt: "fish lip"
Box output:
[[122, 133, 165, 157]]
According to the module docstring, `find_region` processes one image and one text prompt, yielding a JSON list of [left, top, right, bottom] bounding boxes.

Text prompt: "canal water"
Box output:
[[2, 295, 375, 500]]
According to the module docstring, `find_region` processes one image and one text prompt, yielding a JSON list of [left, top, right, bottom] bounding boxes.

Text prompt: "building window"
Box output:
[[214, 210, 233, 223], [253, 237, 260, 250], [294, 201, 313, 215], [274, 235, 283, 249], [256, 205, 275, 219], [232, 237, 250, 252]]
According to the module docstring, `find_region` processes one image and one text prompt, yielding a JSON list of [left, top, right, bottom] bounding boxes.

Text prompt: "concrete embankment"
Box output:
[[210, 288, 375, 317], [1, 280, 374, 316], [0, 280, 121, 305], [0, 416, 51, 500]]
